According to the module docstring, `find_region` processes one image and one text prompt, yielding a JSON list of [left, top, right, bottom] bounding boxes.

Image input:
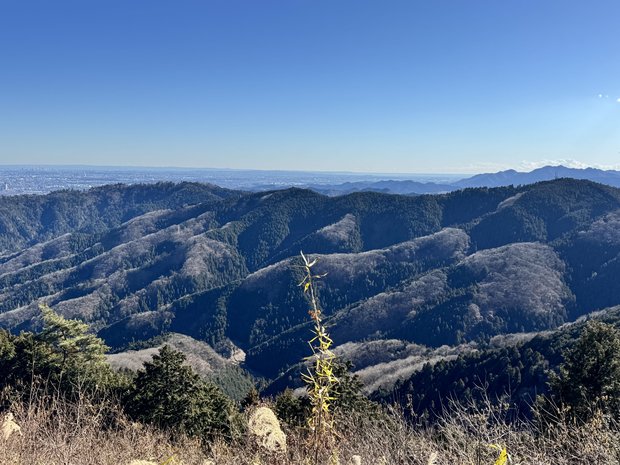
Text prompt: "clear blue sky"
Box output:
[[0, 0, 619, 173]]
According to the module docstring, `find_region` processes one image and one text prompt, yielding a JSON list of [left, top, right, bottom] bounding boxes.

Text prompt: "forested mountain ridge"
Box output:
[[1, 178, 620, 399], [0, 182, 241, 252], [380, 304, 620, 421]]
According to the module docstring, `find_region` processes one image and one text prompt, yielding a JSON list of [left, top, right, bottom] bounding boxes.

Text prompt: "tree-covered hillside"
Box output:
[[382, 306, 620, 421], [1, 178, 620, 399], [0, 182, 241, 252]]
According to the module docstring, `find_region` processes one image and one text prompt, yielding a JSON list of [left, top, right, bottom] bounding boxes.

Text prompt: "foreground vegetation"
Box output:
[[2, 391, 620, 464], [2, 307, 620, 464]]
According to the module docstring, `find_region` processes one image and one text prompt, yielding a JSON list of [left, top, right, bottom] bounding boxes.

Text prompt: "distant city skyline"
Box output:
[[1, 1, 619, 173]]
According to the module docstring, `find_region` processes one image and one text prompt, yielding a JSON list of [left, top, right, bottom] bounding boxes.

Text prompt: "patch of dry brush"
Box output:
[[2, 392, 620, 465]]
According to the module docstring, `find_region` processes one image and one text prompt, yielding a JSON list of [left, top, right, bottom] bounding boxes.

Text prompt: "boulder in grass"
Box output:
[[350, 456, 362, 465], [248, 406, 287, 454], [1, 412, 21, 440]]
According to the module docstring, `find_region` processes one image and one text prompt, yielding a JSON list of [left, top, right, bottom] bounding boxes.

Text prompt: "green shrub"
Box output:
[[549, 320, 620, 421], [125, 345, 236, 440], [0, 305, 120, 400]]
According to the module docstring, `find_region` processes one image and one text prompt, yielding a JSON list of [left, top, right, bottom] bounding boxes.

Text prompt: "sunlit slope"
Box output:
[[0, 179, 620, 389]]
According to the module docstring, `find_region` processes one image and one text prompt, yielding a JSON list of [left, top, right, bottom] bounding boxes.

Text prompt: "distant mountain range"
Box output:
[[297, 165, 620, 195], [3, 164, 619, 198], [453, 165, 620, 189]]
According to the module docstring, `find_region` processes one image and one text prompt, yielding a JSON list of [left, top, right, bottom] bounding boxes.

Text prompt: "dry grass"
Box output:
[[2, 392, 620, 465], [0, 393, 207, 465]]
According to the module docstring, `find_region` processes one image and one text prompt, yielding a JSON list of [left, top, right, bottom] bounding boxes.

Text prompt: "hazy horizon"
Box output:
[[0, 160, 619, 177], [0, 163, 462, 176]]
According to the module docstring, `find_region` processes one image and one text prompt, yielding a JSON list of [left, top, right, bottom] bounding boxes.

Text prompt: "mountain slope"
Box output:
[[1, 179, 620, 395], [0, 182, 241, 253], [382, 305, 620, 419]]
